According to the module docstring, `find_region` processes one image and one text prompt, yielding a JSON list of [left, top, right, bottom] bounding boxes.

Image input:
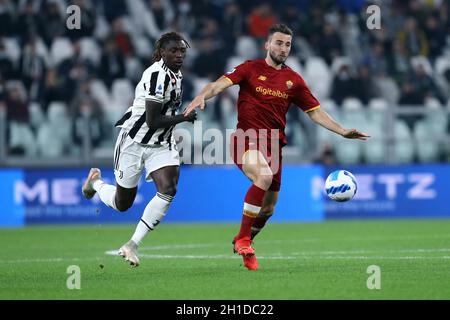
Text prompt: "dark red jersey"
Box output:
[[224, 59, 320, 146]]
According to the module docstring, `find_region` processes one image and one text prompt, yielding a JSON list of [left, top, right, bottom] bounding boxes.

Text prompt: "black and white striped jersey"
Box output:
[[115, 59, 182, 145]]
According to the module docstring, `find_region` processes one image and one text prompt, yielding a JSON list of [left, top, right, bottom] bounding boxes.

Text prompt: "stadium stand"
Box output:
[[0, 0, 450, 165]]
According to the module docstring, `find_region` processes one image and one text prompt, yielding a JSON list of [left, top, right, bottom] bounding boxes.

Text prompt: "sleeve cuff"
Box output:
[[305, 104, 321, 113], [223, 76, 234, 85]]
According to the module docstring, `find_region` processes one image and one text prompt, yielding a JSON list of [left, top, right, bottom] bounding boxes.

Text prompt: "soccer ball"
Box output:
[[325, 170, 357, 202]]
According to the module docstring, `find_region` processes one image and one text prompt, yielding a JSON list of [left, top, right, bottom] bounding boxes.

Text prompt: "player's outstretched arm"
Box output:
[[307, 108, 370, 141], [183, 76, 234, 116], [146, 99, 197, 129]]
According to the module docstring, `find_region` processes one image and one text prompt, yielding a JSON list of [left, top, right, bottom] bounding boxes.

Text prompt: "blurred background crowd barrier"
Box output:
[[1, 0, 450, 167]]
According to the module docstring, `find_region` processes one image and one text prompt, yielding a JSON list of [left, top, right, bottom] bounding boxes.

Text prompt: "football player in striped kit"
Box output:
[[82, 32, 196, 267]]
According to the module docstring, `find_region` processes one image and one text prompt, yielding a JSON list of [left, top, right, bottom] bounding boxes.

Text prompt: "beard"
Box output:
[[269, 51, 287, 65]]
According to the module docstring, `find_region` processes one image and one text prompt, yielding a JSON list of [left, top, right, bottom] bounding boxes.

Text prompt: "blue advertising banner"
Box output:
[[171, 165, 323, 222], [0, 169, 25, 227], [1, 164, 450, 226], [322, 165, 450, 219], [5, 165, 323, 225]]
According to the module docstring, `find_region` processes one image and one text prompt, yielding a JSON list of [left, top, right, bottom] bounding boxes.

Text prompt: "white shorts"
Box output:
[[113, 129, 180, 188]]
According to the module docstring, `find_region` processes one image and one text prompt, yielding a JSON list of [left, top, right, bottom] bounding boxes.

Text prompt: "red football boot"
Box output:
[[233, 236, 258, 270]]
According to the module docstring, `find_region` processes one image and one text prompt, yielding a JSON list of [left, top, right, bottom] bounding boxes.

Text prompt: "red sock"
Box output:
[[236, 184, 266, 240]]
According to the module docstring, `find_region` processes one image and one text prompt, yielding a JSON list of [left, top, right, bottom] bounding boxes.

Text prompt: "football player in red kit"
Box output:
[[184, 24, 369, 270]]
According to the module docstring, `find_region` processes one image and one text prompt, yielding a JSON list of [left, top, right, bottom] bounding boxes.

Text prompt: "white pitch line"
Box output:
[[2, 245, 450, 264], [137, 244, 450, 255], [292, 248, 450, 255], [105, 250, 296, 260], [139, 243, 221, 251], [0, 257, 101, 264]]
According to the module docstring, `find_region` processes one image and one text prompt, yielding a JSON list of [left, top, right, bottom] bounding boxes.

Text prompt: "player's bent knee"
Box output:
[[255, 174, 273, 190], [115, 199, 133, 212]]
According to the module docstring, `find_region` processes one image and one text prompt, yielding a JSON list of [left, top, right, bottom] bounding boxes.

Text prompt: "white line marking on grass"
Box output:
[[105, 250, 296, 260], [258, 234, 450, 244], [307, 256, 450, 260], [292, 248, 450, 255], [0, 257, 101, 264], [139, 243, 221, 251], [4, 245, 450, 264]]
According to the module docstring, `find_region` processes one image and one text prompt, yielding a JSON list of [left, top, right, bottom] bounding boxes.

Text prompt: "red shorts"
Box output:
[[230, 132, 282, 192]]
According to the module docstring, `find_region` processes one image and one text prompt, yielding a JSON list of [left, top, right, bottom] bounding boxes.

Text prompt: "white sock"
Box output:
[[93, 179, 118, 211], [131, 192, 173, 245]]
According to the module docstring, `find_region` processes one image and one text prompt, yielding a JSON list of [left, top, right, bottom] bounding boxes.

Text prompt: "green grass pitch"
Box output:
[[1, 219, 449, 299]]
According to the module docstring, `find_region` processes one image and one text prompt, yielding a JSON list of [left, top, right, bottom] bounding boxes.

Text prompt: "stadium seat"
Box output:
[[320, 99, 340, 122], [235, 36, 259, 60], [47, 101, 72, 147], [341, 98, 367, 129], [80, 38, 101, 66], [294, 37, 314, 61], [125, 0, 149, 35], [93, 15, 111, 40], [8, 122, 37, 156], [112, 79, 134, 109], [108, 78, 134, 126], [304, 56, 331, 100], [328, 98, 364, 164], [50, 37, 74, 67], [362, 122, 386, 164], [120, 15, 139, 35], [373, 76, 400, 105], [289, 125, 308, 154], [285, 56, 303, 75], [36, 123, 64, 157], [316, 124, 339, 157], [29, 102, 45, 130], [424, 98, 447, 136], [434, 54, 450, 75], [90, 79, 111, 112], [414, 119, 440, 163], [334, 138, 362, 164], [131, 34, 153, 57], [367, 98, 388, 125], [393, 119, 415, 163], [411, 56, 433, 75], [3, 37, 21, 64], [125, 56, 144, 83], [330, 56, 353, 75]]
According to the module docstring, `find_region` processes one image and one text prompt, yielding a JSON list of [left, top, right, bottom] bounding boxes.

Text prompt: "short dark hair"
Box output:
[[152, 32, 190, 63], [268, 24, 293, 39]]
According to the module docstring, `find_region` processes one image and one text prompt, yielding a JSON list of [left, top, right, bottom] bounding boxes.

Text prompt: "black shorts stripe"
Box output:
[[149, 71, 159, 95], [128, 112, 147, 139], [114, 131, 128, 170], [115, 111, 132, 127]]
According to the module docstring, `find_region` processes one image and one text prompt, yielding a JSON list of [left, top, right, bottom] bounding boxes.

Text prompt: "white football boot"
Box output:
[[118, 240, 140, 267]]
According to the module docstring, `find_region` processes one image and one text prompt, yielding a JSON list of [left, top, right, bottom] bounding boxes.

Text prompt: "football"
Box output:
[[325, 170, 357, 202]]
